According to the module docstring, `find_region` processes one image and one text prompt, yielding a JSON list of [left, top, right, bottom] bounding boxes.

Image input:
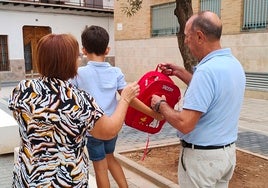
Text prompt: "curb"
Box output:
[[115, 153, 180, 188], [236, 147, 268, 160], [115, 142, 180, 188]]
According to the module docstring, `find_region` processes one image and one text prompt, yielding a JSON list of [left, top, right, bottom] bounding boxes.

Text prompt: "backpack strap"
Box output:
[[155, 64, 160, 71], [141, 133, 150, 161]]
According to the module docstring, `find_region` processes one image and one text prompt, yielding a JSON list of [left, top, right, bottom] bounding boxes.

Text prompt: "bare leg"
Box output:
[[106, 153, 128, 188], [92, 158, 110, 188]]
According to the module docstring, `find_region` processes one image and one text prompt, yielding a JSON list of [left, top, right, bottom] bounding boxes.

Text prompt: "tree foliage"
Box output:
[[117, 0, 143, 17]]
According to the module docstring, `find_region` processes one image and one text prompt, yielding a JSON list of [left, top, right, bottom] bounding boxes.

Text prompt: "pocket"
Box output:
[[181, 148, 187, 171]]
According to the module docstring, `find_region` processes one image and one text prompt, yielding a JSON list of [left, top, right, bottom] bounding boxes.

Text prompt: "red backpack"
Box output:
[[125, 65, 181, 134]]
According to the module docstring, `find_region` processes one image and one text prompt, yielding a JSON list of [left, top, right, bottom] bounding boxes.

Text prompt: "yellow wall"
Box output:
[[115, 0, 175, 40], [221, 0, 243, 34]]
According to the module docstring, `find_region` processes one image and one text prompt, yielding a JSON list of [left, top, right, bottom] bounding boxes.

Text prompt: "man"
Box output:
[[151, 11, 246, 188]]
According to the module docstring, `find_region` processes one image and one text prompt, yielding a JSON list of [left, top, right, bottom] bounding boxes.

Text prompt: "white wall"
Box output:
[[103, 0, 114, 9], [0, 9, 114, 59]]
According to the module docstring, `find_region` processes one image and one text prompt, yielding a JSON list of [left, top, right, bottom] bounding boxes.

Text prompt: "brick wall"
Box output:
[[114, 0, 268, 99], [115, 0, 248, 40], [221, 0, 243, 34], [115, 0, 175, 40]]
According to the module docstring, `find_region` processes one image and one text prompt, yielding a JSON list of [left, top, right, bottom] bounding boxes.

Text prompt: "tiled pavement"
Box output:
[[236, 131, 268, 156], [0, 82, 268, 187]]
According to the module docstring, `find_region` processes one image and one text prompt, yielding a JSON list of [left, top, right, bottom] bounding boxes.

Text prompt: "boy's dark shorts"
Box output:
[[86, 135, 118, 161]]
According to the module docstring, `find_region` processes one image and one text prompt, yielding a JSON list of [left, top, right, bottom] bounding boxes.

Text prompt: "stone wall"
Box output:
[[115, 33, 268, 99], [0, 59, 25, 83]]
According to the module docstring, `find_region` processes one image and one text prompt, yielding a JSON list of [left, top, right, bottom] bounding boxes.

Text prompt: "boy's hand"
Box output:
[[152, 111, 164, 121]]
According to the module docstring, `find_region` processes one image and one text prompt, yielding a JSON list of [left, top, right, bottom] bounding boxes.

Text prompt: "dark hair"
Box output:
[[192, 11, 222, 40], [81, 25, 109, 55], [36, 34, 79, 80]]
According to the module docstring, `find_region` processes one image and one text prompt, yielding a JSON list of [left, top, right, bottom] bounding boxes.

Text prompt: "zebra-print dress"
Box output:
[[8, 77, 104, 188]]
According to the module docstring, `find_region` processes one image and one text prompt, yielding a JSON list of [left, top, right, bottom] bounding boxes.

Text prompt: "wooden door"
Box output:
[[23, 26, 51, 74]]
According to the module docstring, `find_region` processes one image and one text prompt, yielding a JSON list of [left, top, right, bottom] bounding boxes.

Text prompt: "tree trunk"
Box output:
[[174, 0, 197, 73]]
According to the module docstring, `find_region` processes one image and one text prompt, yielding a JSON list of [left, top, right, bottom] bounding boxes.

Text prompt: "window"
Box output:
[[243, 0, 268, 30], [200, 0, 221, 17], [0, 35, 9, 71], [151, 2, 179, 37]]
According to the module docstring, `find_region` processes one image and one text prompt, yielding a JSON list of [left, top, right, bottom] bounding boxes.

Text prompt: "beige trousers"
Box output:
[[178, 143, 236, 188]]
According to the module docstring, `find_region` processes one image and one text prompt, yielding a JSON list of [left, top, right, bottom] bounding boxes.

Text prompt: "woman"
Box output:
[[8, 33, 139, 187]]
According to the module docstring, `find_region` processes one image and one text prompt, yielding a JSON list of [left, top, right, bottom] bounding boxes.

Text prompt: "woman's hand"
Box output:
[[91, 82, 140, 140], [121, 81, 140, 104]]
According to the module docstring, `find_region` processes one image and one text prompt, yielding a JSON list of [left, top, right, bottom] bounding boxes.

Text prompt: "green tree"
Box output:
[[118, 0, 142, 17], [118, 0, 197, 73]]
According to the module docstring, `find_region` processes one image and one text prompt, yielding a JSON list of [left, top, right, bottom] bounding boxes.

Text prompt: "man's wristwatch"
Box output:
[[153, 100, 167, 112]]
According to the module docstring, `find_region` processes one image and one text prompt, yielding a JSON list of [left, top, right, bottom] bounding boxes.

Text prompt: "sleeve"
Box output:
[[79, 90, 104, 131], [183, 69, 215, 113], [116, 68, 127, 90], [8, 81, 23, 111]]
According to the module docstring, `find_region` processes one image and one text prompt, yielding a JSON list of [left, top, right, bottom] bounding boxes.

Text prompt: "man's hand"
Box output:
[[158, 63, 192, 85], [151, 94, 166, 112]]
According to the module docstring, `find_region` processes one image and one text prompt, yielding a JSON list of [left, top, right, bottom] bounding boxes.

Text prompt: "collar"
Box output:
[[87, 61, 111, 67], [193, 48, 231, 72]]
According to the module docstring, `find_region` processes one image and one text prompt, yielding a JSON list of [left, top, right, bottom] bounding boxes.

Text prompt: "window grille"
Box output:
[[0, 35, 9, 72], [246, 72, 268, 91], [243, 0, 268, 30], [151, 2, 179, 37], [200, 0, 221, 17]]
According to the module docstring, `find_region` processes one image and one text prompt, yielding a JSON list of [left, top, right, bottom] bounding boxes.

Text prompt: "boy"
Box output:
[[71, 25, 162, 188]]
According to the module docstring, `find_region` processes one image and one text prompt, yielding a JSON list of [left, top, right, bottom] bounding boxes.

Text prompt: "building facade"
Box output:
[[0, 0, 114, 83], [114, 0, 268, 99]]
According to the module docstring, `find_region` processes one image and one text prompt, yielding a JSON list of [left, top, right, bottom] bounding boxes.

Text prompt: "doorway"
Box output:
[[23, 26, 51, 75]]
